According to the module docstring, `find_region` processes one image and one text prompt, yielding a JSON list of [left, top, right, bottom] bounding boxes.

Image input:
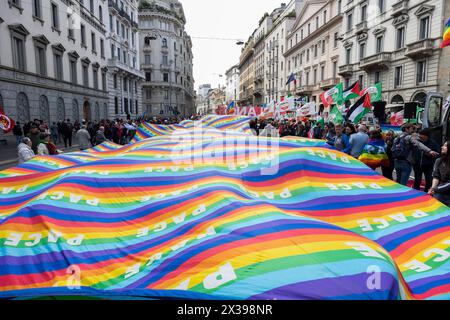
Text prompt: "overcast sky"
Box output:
[[180, 0, 283, 91]]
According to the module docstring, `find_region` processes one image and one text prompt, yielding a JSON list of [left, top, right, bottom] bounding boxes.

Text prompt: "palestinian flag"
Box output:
[[343, 81, 360, 101], [320, 83, 343, 108], [347, 93, 372, 124], [361, 83, 382, 103]]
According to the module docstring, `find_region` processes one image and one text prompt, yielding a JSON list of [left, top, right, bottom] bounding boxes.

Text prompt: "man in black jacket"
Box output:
[[413, 129, 441, 192], [62, 119, 73, 148]]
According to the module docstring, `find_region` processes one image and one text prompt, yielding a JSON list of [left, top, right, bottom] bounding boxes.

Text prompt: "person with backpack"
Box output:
[[392, 123, 439, 186]]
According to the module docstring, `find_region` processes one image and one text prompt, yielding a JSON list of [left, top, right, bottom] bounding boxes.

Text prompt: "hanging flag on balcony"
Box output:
[[320, 83, 343, 108], [343, 81, 360, 101], [361, 83, 382, 103], [347, 93, 372, 124], [441, 18, 450, 48], [286, 73, 297, 85]]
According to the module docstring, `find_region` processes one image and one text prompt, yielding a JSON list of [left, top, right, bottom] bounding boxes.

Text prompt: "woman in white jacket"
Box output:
[[17, 137, 35, 164]]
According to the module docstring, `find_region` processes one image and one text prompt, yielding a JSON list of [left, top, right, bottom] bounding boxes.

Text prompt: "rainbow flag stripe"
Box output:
[[131, 116, 253, 143], [0, 127, 449, 300]]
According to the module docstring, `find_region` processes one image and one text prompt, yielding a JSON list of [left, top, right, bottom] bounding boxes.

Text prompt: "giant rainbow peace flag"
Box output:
[[131, 115, 253, 143], [441, 18, 450, 49], [0, 116, 449, 300]]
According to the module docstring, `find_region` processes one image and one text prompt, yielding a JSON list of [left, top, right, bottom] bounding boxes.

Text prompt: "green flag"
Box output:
[[320, 83, 344, 107], [361, 83, 382, 102], [328, 106, 344, 125]]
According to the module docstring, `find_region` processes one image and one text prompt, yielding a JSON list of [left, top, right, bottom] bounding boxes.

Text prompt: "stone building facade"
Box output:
[[238, 36, 255, 106], [225, 65, 240, 104], [264, 1, 300, 104], [285, 0, 343, 106], [0, 0, 110, 125], [338, 0, 450, 106], [107, 0, 144, 119], [138, 0, 195, 118], [253, 15, 272, 106]]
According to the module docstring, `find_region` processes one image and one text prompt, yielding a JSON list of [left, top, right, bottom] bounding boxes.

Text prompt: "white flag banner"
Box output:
[[296, 102, 316, 117]]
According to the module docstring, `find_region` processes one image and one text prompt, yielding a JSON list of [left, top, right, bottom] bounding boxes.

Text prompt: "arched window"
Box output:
[[16, 92, 30, 124], [72, 99, 79, 121], [391, 95, 404, 104], [39, 95, 50, 122], [162, 38, 168, 48], [144, 37, 150, 46], [412, 92, 427, 107], [56, 97, 66, 121]]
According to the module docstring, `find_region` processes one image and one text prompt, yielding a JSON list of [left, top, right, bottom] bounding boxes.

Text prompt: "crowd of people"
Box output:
[[250, 117, 450, 206], [9, 115, 450, 206]]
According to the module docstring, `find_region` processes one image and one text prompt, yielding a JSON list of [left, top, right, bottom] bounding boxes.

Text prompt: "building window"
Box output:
[[322, 40, 326, 54], [82, 65, 89, 87], [346, 48, 351, 64], [93, 68, 98, 89], [33, 0, 42, 19], [33, 37, 48, 76], [332, 61, 337, 78], [321, 65, 325, 81], [359, 75, 364, 87], [114, 74, 117, 88], [162, 38, 168, 47], [314, 44, 318, 57], [68, 14, 75, 39], [316, 16, 319, 29], [51, 2, 59, 30], [164, 90, 169, 100], [417, 60, 427, 84], [338, 0, 342, 14], [81, 24, 86, 46], [162, 55, 168, 65], [334, 33, 339, 48], [396, 27, 405, 49], [145, 54, 151, 64], [123, 78, 127, 92], [375, 71, 381, 83], [69, 59, 77, 83], [376, 36, 383, 53], [306, 49, 310, 61], [12, 36, 26, 71], [110, 14, 113, 32], [324, 10, 327, 24], [347, 13, 353, 31], [145, 72, 151, 81], [313, 68, 317, 83], [163, 73, 169, 82], [99, 5, 103, 23], [100, 39, 105, 58], [361, 5, 367, 22], [359, 42, 366, 59], [308, 23, 311, 35], [306, 72, 310, 85], [114, 97, 119, 114], [145, 37, 150, 46], [91, 32, 96, 53], [379, 0, 385, 13], [419, 17, 430, 40], [394, 66, 403, 88], [54, 53, 63, 80], [146, 89, 152, 99]]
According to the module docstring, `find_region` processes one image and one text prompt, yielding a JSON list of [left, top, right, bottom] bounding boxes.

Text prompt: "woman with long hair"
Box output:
[[428, 140, 450, 206]]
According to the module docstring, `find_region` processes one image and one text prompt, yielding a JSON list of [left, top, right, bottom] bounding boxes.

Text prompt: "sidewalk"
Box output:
[[0, 135, 81, 170]]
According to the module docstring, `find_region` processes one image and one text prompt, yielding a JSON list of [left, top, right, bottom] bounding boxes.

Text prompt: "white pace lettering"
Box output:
[[203, 263, 237, 290]]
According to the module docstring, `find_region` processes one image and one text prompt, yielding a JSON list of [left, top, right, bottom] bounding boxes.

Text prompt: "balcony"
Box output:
[[355, 21, 368, 35], [254, 75, 263, 83], [405, 38, 434, 59], [174, 65, 181, 73], [141, 62, 154, 69], [108, 0, 136, 27], [359, 52, 392, 71], [108, 58, 145, 79], [320, 78, 340, 89], [338, 64, 354, 76], [391, 0, 409, 17], [160, 63, 170, 71], [296, 85, 316, 94]]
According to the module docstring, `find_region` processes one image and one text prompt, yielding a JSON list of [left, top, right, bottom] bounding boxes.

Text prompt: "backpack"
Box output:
[[391, 136, 410, 160]]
